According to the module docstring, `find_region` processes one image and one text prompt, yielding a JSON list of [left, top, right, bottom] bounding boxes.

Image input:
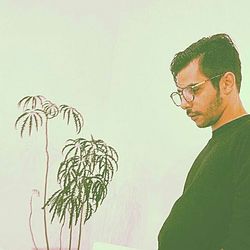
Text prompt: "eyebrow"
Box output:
[[176, 81, 201, 90], [176, 83, 195, 91]]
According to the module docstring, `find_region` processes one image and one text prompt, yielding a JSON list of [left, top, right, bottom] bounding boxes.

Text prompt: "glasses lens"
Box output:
[[183, 87, 194, 102], [171, 92, 182, 106]]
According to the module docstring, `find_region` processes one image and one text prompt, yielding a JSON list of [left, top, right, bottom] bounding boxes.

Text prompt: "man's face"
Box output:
[[176, 58, 225, 128]]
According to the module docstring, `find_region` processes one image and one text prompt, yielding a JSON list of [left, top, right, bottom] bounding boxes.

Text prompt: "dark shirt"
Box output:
[[158, 115, 250, 250]]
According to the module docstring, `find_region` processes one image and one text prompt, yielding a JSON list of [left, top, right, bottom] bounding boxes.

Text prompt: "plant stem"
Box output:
[[59, 216, 66, 250], [77, 205, 84, 250], [29, 195, 38, 250], [69, 223, 73, 250], [44, 117, 50, 250]]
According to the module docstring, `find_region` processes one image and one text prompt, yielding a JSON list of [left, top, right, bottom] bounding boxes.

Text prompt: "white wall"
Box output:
[[1, 0, 250, 249]]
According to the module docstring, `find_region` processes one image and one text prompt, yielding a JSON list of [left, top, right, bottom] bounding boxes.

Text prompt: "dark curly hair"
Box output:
[[170, 33, 242, 92]]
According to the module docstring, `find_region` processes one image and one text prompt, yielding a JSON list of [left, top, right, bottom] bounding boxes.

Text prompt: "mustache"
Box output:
[[186, 110, 202, 116]]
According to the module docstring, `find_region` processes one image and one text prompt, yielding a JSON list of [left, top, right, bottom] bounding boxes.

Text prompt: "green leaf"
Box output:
[[18, 95, 45, 110]]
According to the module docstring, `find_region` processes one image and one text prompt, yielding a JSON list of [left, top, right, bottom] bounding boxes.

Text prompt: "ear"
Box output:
[[219, 72, 236, 95]]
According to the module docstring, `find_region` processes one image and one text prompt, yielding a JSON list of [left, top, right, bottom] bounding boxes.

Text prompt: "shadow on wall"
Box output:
[[33, 243, 139, 250], [93, 242, 140, 250], [35, 249, 77, 250]]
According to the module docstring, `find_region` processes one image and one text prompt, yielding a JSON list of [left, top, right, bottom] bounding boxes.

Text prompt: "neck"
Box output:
[[212, 98, 247, 131]]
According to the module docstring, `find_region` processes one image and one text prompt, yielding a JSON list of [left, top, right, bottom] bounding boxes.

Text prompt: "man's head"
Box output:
[[170, 33, 243, 130], [170, 33, 241, 92]]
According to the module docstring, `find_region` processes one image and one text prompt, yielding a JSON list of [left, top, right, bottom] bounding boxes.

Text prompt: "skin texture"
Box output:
[[176, 58, 247, 131]]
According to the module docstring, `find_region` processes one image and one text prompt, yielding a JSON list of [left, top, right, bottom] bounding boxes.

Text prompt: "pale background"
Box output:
[[1, 0, 250, 249]]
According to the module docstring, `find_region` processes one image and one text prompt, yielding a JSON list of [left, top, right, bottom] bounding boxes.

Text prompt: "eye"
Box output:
[[191, 85, 200, 93]]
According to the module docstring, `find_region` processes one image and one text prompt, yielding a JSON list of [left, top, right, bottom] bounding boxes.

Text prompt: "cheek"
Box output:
[[194, 92, 219, 113], [193, 94, 211, 107], [207, 95, 222, 113]]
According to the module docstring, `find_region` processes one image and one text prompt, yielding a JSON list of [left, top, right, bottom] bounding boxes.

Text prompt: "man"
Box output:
[[158, 33, 250, 250]]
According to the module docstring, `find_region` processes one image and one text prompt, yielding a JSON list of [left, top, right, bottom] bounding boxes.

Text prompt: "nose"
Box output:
[[180, 96, 192, 110]]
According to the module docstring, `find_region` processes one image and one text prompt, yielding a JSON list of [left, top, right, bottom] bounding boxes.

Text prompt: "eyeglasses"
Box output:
[[170, 74, 223, 107]]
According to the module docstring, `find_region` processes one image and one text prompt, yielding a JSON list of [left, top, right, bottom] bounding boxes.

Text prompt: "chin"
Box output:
[[196, 123, 209, 128], [192, 116, 209, 128], [195, 117, 218, 128]]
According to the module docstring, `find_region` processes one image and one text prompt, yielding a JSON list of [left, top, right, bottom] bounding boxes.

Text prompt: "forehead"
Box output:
[[176, 58, 205, 88]]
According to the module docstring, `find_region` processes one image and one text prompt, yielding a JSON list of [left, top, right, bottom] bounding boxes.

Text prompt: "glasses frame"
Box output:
[[170, 74, 223, 107]]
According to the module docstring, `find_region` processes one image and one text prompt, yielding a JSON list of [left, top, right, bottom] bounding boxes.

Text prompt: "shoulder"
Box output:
[[227, 116, 250, 149], [230, 116, 250, 185], [234, 117, 250, 150]]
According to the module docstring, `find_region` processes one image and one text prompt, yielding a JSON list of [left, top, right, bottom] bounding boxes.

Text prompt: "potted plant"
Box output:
[[15, 95, 119, 250], [45, 136, 118, 249]]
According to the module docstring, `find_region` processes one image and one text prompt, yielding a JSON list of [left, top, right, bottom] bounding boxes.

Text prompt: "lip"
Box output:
[[188, 113, 198, 117], [188, 114, 200, 120], [190, 115, 199, 120]]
